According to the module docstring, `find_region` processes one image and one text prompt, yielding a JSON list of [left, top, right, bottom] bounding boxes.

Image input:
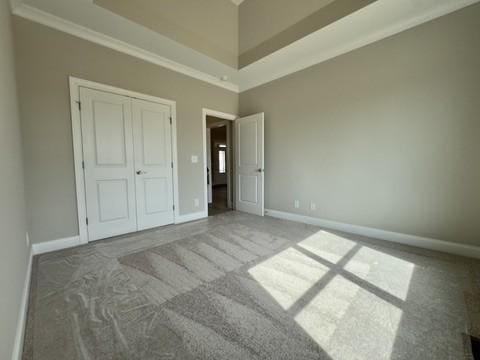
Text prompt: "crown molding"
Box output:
[[11, 0, 479, 94], [9, 0, 22, 11], [238, 0, 480, 91], [12, 3, 240, 93]]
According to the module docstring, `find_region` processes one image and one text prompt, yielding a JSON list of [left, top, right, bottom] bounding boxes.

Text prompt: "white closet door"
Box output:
[[235, 113, 265, 216], [132, 99, 174, 230], [80, 87, 137, 241]]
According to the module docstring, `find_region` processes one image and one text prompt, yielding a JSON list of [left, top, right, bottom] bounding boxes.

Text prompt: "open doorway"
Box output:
[[206, 115, 232, 216]]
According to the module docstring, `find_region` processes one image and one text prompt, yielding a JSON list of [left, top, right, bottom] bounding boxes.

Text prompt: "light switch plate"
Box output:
[[191, 155, 198, 163], [194, 198, 199, 207]]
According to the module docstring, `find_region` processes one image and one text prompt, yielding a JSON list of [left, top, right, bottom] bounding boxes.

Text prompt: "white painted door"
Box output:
[[235, 113, 264, 216], [207, 128, 213, 204], [132, 99, 174, 230], [80, 87, 137, 240]]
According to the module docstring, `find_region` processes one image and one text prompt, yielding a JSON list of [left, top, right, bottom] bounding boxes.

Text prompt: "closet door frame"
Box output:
[[69, 76, 179, 244]]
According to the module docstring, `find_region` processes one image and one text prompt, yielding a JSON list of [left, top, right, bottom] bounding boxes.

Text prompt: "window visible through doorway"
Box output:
[[218, 144, 226, 174]]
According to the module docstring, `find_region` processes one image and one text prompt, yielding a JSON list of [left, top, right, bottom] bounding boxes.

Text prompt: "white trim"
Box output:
[[69, 78, 88, 244], [9, 0, 22, 12], [12, 0, 478, 93], [238, 0, 480, 91], [174, 211, 208, 224], [70, 77, 177, 107], [202, 109, 237, 216], [265, 209, 480, 259], [32, 236, 81, 255], [171, 106, 180, 223], [11, 247, 33, 360], [208, 120, 234, 209], [69, 76, 180, 244], [12, 4, 239, 93]]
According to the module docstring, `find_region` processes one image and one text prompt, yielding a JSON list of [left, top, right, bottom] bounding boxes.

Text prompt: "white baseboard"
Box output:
[[32, 235, 81, 255], [265, 209, 480, 259], [11, 247, 33, 360], [175, 211, 208, 224]]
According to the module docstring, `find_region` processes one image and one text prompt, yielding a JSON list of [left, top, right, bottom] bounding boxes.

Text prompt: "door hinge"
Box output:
[[76, 101, 82, 111], [173, 204, 175, 211], [82, 161, 85, 170], [86, 217, 89, 226], [169, 117, 172, 125], [171, 162, 173, 169]]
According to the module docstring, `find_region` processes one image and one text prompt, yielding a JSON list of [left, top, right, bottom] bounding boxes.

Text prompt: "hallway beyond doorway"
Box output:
[[209, 184, 231, 216]]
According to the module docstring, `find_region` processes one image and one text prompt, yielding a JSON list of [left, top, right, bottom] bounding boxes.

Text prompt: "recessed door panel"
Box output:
[[141, 110, 167, 165], [239, 120, 258, 166], [97, 179, 129, 222], [133, 99, 174, 230], [236, 113, 264, 216], [144, 177, 169, 214], [93, 101, 127, 166], [239, 175, 258, 204], [80, 87, 137, 240]]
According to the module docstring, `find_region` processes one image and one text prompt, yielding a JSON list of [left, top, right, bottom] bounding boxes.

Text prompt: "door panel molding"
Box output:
[[80, 88, 137, 240], [133, 98, 174, 230], [70, 76, 179, 244], [235, 113, 265, 216]]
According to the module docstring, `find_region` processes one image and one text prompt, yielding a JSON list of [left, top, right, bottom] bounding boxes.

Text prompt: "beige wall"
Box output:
[[95, 0, 239, 68], [240, 0, 334, 54], [9, 1, 480, 250], [0, 0, 29, 358], [239, 0, 375, 67], [14, 17, 238, 244], [240, 4, 480, 246]]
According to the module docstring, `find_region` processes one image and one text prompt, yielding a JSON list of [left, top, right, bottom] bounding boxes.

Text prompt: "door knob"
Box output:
[[136, 170, 147, 175], [256, 168, 264, 173]]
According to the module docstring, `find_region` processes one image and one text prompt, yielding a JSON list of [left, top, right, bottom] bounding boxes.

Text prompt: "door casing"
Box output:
[[70, 77, 179, 244], [202, 109, 237, 216], [207, 128, 212, 204]]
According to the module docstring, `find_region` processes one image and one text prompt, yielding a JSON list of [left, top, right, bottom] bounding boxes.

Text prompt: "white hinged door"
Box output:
[[235, 113, 264, 216], [80, 87, 175, 241], [132, 99, 174, 230], [80, 87, 137, 240]]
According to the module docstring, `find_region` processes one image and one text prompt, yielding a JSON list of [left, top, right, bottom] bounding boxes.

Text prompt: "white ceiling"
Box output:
[[229, 0, 245, 5]]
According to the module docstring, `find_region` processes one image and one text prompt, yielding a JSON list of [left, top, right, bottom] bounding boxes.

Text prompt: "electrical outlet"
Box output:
[[191, 155, 198, 163], [194, 198, 199, 207], [310, 202, 316, 211], [294, 200, 300, 209]]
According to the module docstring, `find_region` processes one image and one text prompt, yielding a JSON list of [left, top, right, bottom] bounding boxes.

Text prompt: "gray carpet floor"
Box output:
[[23, 211, 480, 359]]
